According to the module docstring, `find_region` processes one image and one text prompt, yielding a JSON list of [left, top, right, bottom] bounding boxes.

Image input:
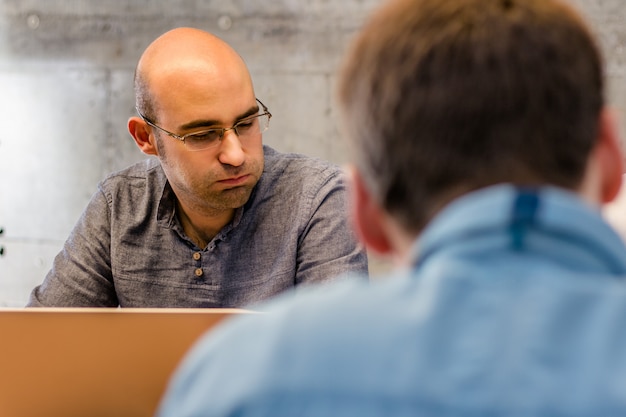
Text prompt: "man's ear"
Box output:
[[595, 107, 624, 204], [128, 116, 159, 156], [346, 165, 393, 256]]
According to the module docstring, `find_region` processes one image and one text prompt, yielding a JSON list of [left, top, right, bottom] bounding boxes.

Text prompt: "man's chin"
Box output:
[[211, 185, 255, 209]]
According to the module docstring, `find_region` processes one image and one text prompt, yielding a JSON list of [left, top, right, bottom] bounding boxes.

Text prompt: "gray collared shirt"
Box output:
[[28, 146, 368, 307]]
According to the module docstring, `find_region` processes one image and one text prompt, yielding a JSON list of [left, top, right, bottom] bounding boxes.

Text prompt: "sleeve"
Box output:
[[155, 317, 257, 417], [155, 308, 290, 417], [26, 185, 118, 307], [295, 169, 369, 285]]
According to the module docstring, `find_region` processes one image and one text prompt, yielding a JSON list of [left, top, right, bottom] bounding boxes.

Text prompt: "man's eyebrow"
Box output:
[[179, 104, 260, 131]]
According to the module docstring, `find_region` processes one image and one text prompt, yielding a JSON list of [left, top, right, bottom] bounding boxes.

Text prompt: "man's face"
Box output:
[[150, 70, 265, 214]]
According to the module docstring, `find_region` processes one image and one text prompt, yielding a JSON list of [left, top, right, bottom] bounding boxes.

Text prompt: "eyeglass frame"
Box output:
[[136, 98, 272, 151]]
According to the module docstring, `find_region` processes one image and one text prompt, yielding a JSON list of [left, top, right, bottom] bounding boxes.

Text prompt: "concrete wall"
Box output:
[[0, 0, 624, 306]]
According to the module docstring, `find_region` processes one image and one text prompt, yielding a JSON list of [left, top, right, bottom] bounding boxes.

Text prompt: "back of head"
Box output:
[[338, 0, 604, 234]]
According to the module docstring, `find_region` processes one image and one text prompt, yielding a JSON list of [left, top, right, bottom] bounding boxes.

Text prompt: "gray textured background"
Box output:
[[0, 0, 623, 306]]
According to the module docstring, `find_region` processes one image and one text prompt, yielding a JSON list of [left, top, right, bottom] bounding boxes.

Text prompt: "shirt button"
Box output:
[[194, 268, 203, 277], [193, 252, 201, 261]]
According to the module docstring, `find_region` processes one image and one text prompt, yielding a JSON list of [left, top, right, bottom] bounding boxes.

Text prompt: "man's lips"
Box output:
[[218, 174, 250, 186]]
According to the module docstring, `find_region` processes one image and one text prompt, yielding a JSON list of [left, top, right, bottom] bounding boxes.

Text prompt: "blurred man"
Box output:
[[28, 28, 367, 307], [158, 0, 626, 414]]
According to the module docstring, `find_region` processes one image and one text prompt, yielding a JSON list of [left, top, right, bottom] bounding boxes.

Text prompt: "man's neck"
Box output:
[[176, 201, 235, 249], [382, 212, 419, 268]]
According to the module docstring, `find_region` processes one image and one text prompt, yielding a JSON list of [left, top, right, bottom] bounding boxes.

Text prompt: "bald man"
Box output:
[[27, 28, 367, 308]]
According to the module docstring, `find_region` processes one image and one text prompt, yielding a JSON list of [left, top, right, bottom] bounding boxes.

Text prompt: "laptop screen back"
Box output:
[[0, 308, 247, 417]]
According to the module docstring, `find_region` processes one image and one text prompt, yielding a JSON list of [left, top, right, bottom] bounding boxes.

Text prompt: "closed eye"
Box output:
[[186, 129, 221, 143], [235, 116, 259, 131]]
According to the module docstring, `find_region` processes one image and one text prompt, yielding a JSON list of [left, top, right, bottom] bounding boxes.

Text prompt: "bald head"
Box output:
[[134, 27, 253, 121]]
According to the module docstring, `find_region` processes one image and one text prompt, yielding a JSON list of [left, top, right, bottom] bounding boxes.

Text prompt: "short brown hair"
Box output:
[[134, 68, 157, 121], [338, 0, 604, 234]]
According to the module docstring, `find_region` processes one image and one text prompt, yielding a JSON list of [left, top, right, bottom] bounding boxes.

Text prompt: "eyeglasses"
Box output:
[[137, 98, 272, 152]]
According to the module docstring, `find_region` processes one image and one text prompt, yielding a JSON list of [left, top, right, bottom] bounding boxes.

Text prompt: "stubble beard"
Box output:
[[157, 134, 264, 212], [195, 157, 263, 212], [203, 182, 256, 211]]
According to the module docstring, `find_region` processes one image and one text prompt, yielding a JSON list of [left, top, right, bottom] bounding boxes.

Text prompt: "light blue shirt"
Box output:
[[158, 185, 626, 416]]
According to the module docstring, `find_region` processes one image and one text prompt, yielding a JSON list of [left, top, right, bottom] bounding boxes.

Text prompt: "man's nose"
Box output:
[[217, 129, 245, 167]]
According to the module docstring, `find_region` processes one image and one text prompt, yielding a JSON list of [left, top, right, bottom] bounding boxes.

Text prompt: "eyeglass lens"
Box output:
[[184, 112, 270, 151]]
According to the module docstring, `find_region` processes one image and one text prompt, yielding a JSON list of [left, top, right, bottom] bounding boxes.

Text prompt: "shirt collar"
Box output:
[[156, 180, 247, 237], [409, 184, 626, 275]]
